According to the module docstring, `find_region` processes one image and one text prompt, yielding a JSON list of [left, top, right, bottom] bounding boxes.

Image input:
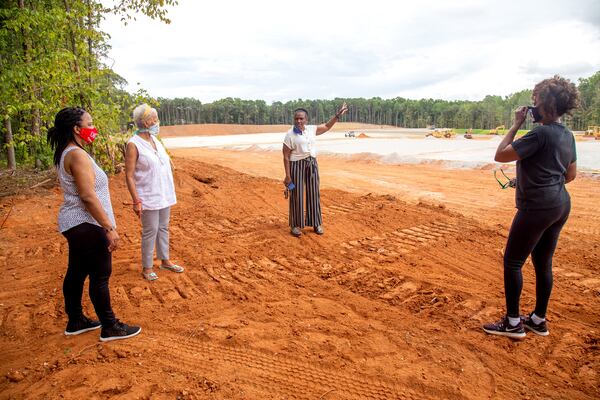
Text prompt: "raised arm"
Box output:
[[495, 106, 527, 162], [316, 102, 349, 136]]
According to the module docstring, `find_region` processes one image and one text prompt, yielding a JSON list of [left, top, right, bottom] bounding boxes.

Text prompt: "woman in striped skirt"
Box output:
[[282, 103, 348, 237]]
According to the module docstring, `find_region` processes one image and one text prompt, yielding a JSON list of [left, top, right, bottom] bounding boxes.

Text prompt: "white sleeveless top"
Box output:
[[128, 134, 176, 210], [57, 146, 116, 233], [283, 125, 318, 161]]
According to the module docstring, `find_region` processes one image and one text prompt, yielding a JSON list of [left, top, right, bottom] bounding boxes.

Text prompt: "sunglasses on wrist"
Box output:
[[494, 169, 516, 189]]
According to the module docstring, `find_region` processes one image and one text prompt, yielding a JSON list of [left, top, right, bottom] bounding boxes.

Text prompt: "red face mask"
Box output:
[[79, 127, 98, 144]]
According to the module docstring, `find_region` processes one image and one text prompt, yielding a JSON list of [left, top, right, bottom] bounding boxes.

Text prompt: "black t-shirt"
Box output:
[[512, 122, 577, 210]]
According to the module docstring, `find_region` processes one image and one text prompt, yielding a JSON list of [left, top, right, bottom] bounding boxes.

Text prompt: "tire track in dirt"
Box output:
[[125, 334, 412, 400], [339, 220, 463, 259], [321, 201, 370, 217], [1, 157, 598, 400], [311, 216, 518, 335]]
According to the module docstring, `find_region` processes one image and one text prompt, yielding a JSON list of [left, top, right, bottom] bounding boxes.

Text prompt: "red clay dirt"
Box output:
[[0, 124, 598, 400]]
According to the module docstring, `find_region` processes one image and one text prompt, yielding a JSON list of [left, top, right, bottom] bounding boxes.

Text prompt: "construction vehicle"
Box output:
[[489, 125, 505, 135], [441, 128, 455, 138], [426, 128, 455, 138], [585, 126, 600, 139], [464, 128, 473, 139]]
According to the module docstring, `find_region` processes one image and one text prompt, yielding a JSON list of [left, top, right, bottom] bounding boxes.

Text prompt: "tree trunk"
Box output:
[[63, 0, 86, 107], [86, 0, 94, 109], [18, 0, 42, 168], [105, 143, 115, 172], [32, 107, 42, 168], [4, 117, 16, 170]]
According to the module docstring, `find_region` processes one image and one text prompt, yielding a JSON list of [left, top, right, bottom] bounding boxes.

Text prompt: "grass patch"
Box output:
[[452, 128, 529, 135]]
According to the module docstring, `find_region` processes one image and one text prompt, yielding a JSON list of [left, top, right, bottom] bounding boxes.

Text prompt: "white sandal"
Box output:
[[159, 264, 184, 273]]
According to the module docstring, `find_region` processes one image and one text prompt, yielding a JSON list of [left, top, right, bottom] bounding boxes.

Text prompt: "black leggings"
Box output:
[[504, 201, 570, 318], [62, 223, 116, 327]]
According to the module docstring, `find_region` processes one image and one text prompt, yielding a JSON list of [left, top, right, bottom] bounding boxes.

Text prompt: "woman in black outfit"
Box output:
[[48, 107, 141, 341], [483, 76, 579, 339]]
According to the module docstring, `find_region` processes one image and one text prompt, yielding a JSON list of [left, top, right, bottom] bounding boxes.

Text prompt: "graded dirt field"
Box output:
[[0, 125, 598, 399]]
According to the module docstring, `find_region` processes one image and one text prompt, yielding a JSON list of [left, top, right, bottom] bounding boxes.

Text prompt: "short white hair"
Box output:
[[132, 104, 157, 128]]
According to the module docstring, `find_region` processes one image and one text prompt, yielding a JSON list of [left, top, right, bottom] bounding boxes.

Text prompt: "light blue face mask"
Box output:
[[148, 123, 160, 136]]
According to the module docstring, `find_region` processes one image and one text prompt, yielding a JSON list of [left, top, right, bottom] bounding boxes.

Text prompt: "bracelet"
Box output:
[[133, 200, 142, 204]]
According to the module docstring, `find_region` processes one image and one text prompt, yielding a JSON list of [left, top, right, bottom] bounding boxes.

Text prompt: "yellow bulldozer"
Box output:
[[489, 125, 505, 135], [585, 126, 600, 139], [426, 128, 455, 138]]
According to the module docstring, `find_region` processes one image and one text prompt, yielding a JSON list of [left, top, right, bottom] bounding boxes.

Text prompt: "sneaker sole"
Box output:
[[524, 325, 549, 336], [100, 327, 142, 342], [482, 327, 526, 339], [64, 325, 102, 336]]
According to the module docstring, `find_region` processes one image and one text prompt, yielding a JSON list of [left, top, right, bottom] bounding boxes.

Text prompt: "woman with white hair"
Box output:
[[125, 104, 184, 281]]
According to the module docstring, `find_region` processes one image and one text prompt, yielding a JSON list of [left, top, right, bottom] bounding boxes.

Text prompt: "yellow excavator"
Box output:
[[489, 125, 505, 135]]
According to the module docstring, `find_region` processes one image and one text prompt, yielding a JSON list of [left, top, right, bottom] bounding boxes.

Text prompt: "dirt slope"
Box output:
[[159, 123, 397, 137], [0, 156, 598, 399]]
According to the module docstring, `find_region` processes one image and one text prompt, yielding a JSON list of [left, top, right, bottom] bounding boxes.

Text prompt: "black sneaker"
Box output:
[[64, 315, 101, 336], [522, 313, 549, 336], [483, 316, 526, 339], [100, 320, 141, 342]]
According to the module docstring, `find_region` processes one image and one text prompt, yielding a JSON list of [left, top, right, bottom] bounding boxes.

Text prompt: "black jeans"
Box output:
[[504, 200, 570, 318], [62, 223, 116, 327]]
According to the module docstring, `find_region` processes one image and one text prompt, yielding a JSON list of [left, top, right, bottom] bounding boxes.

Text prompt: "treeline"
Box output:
[[1, 0, 598, 172], [157, 71, 600, 131], [0, 0, 176, 171]]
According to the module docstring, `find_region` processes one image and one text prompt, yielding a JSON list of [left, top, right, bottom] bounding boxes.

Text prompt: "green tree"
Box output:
[[0, 0, 178, 171]]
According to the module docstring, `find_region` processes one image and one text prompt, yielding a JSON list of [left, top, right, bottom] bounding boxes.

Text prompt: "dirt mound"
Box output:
[[0, 156, 598, 399], [357, 132, 370, 138]]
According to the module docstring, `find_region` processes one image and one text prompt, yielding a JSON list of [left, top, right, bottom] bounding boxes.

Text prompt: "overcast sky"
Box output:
[[101, 0, 600, 103]]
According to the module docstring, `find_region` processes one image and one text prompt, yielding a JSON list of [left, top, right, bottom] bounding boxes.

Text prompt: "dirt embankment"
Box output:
[[160, 122, 397, 137], [0, 152, 598, 399]]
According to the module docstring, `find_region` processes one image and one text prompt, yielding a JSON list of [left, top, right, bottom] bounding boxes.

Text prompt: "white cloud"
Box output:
[[101, 0, 600, 102]]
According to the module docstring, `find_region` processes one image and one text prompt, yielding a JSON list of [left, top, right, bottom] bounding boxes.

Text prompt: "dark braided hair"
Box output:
[[532, 75, 580, 118], [46, 107, 86, 166]]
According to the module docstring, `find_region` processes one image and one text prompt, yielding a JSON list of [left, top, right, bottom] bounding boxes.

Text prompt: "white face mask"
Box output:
[[148, 123, 160, 136]]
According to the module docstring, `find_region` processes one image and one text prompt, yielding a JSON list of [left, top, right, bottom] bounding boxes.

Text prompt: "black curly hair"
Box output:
[[294, 108, 309, 118], [46, 107, 87, 166], [532, 75, 580, 118]]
